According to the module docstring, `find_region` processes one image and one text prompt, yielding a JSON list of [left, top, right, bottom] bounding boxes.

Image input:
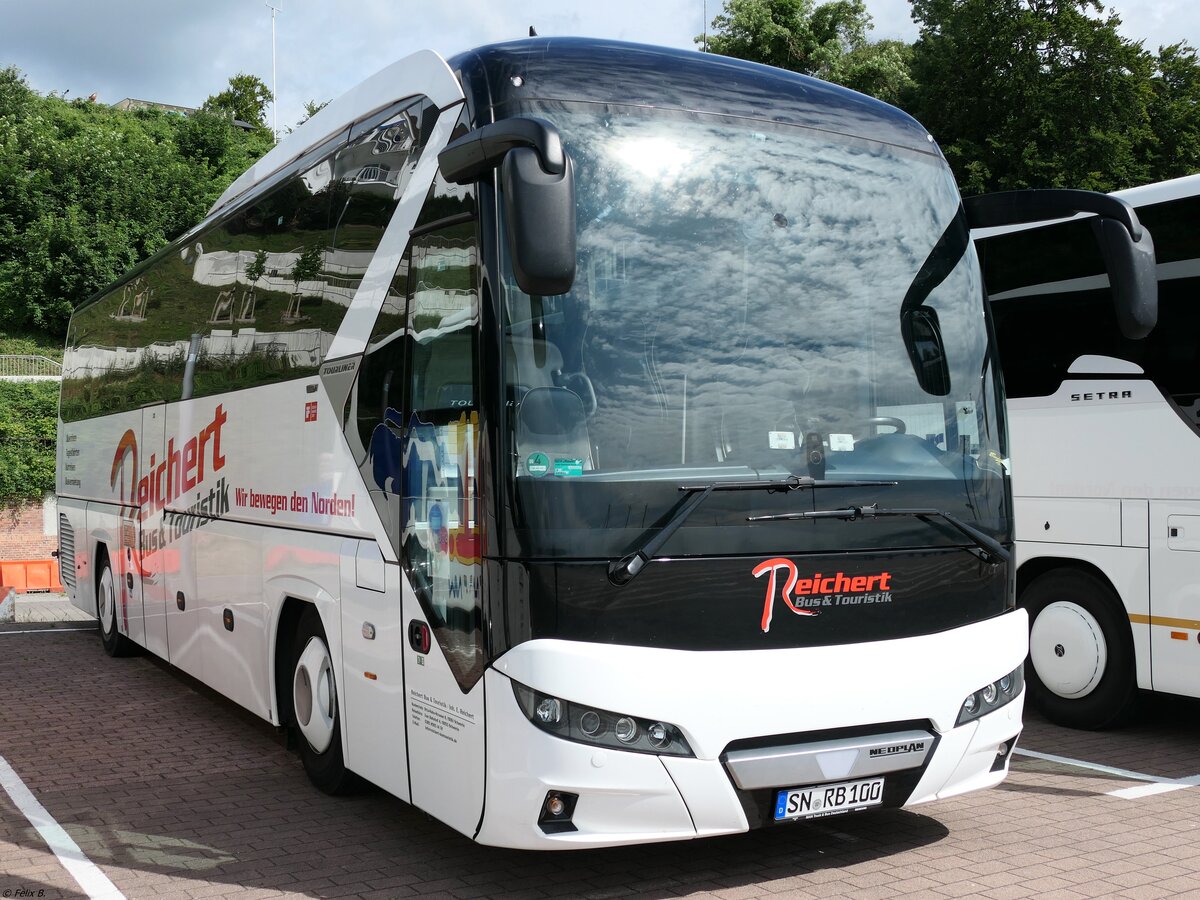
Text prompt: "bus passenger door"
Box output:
[[402, 526, 486, 837], [1149, 500, 1200, 697], [399, 224, 486, 837], [138, 404, 169, 658], [400, 406, 486, 838]]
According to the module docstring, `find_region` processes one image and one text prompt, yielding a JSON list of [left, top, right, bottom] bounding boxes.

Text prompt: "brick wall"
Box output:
[[0, 496, 57, 561]]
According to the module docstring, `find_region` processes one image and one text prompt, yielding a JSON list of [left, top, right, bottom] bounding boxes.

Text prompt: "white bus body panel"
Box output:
[[1149, 501, 1200, 697], [340, 545, 410, 802], [479, 610, 1026, 849], [1009, 376, 1200, 698]]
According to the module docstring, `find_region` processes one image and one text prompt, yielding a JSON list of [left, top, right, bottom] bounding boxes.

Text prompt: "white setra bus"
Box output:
[[56, 38, 1155, 848], [977, 175, 1196, 730]]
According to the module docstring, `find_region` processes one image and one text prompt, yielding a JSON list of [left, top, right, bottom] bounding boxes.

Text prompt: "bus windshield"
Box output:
[[502, 103, 1007, 559]]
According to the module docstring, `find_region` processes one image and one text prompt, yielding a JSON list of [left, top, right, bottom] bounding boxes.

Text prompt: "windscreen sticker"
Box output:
[[753, 557, 893, 632], [525, 452, 550, 476], [829, 433, 855, 452], [768, 431, 796, 450], [553, 457, 584, 477]]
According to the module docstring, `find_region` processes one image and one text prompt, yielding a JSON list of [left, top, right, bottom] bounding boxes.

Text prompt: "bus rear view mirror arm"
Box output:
[[965, 189, 1158, 340], [438, 116, 566, 184], [439, 116, 577, 297]]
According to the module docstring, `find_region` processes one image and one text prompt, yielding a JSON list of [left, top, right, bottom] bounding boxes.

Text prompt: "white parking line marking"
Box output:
[[1014, 748, 1200, 798], [0, 628, 95, 635], [1107, 781, 1198, 800], [0, 754, 127, 899]]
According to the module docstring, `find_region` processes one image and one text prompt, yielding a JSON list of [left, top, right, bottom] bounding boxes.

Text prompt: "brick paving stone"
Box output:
[[1116, 887, 1181, 900], [9, 630, 1200, 898]]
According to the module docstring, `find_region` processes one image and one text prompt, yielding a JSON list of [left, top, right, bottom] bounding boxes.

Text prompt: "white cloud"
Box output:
[[1, 2, 1195, 130]]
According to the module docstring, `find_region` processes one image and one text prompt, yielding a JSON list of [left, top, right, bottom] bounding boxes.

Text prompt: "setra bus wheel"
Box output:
[[96, 549, 135, 658], [1023, 569, 1137, 730], [291, 604, 356, 794]]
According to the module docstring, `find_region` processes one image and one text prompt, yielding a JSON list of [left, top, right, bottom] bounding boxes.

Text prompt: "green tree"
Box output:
[[0, 84, 210, 333], [0, 381, 57, 502], [907, 0, 1159, 194], [246, 248, 268, 286], [298, 99, 329, 127], [1145, 41, 1200, 180], [202, 73, 273, 134], [699, 0, 871, 79], [0, 66, 32, 119], [832, 38, 914, 106], [0, 67, 273, 337], [286, 244, 323, 319]]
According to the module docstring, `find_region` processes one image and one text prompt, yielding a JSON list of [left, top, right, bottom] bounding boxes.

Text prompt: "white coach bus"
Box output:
[[976, 175, 1194, 730], [56, 38, 1155, 848]]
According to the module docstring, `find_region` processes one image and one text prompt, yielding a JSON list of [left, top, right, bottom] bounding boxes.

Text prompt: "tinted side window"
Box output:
[[61, 97, 431, 422]]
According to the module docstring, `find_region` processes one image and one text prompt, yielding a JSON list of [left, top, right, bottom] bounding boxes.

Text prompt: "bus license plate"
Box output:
[[774, 777, 885, 821]]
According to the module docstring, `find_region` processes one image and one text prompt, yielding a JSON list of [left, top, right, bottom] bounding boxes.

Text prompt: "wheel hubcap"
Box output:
[[98, 567, 115, 635], [293, 636, 336, 753], [1030, 601, 1107, 698]]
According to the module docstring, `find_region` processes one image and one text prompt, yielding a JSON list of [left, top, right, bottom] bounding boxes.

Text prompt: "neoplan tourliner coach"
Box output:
[[56, 39, 1157, 848]]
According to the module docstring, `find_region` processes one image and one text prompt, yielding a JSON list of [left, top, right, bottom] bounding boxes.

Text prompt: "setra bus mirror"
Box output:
[[965, 189, 1157, 340], [438, 116, 577, 296]]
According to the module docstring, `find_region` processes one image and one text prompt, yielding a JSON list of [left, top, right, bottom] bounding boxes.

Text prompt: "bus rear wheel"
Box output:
[[96, 550, 135, 658], [291, 605, 356, 794], [1023, 569, 1137, 730]]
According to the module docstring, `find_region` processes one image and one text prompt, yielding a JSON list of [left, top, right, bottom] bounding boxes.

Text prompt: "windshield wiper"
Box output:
[[748, 503, 1010, 565], [608, 477, 899, 586]]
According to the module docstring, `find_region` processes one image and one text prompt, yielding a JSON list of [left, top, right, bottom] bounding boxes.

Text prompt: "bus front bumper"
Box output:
[[476, 612, 1026, 850]]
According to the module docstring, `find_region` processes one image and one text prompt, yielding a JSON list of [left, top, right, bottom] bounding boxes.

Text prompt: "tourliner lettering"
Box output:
[[753, 557, 893, 632]]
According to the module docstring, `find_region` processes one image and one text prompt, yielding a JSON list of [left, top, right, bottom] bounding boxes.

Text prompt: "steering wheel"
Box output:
[[859, 416, 906, 437]]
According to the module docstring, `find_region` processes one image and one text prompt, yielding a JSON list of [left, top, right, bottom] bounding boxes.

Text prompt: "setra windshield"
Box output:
[[500, 102, 1008, 560]]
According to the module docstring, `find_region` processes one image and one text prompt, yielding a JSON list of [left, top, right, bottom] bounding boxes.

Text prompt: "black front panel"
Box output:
[[514, 548, 1005, 651]]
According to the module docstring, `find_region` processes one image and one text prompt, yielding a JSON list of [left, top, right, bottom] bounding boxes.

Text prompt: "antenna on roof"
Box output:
[[529, 26, 538, 36]]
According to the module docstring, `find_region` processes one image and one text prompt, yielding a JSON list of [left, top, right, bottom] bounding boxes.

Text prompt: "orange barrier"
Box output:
[[0, 559, 64, 593]]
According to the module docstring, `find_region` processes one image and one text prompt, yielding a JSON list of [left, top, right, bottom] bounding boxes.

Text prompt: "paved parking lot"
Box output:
[[3, 624, 1200, 899]]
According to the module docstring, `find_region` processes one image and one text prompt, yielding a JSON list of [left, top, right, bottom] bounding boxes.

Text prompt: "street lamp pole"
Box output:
[[266, 1, 281, 141]]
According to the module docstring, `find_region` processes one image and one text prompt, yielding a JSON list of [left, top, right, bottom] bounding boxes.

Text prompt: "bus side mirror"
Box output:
[[438, 116, 577, 296], [901, 306, 951, 396], [965, 189, 1157, 340], [501, 149, 576, 296], [1090, 216, 1156, 340]]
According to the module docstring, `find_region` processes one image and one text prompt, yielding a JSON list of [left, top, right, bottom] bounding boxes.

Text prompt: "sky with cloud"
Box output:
[[2, 2, 1196, 135]]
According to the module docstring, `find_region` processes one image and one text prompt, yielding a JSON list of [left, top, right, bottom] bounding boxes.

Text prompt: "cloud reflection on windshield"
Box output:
[[507, 105, 990, 476]]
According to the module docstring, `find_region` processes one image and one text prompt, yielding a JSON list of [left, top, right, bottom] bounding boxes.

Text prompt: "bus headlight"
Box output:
[[957, 665, 1024, 726], [512, 681, 694, 757]]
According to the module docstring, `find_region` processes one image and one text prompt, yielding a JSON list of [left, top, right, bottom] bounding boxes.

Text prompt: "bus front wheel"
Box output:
[[1024, 569, 1137, 730], [96, 549, 135, 658], [290, 605, 356, 794]]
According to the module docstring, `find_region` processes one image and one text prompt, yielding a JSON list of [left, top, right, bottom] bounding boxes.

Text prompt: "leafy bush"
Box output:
[[0, 381, 57, 502], [0, 65, 272, 339]]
